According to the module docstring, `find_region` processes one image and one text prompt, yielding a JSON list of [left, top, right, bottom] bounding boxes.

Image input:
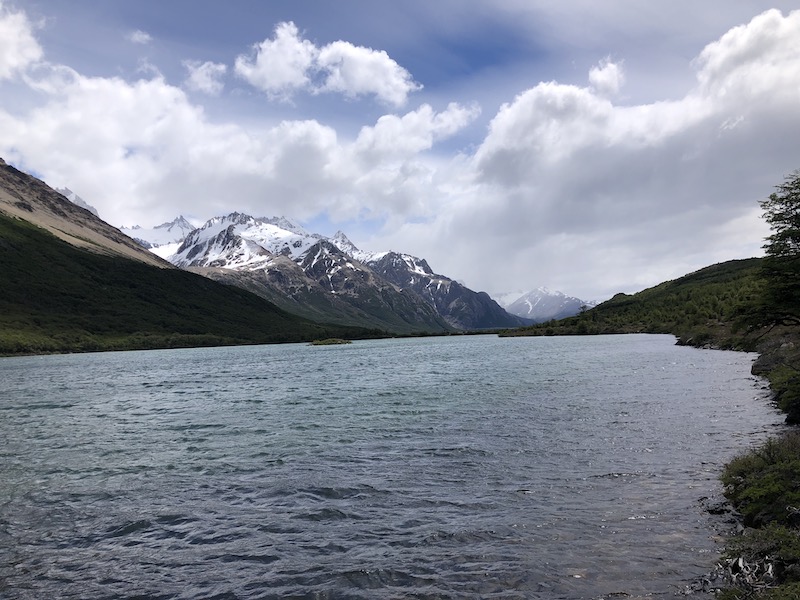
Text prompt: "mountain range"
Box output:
[[503, 288, 597, 323], [1, 155, 592, 349], [120, 216, 196, 250], [3, 156, 784, 371], [120, 211, 597, 328], [125, 212, 532, 332]]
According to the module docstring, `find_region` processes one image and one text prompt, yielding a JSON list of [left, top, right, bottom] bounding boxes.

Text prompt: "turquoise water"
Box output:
[[0, 334, 784, 599]]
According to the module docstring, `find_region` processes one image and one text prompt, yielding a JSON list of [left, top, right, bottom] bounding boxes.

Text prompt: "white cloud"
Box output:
[[2, 5, 800, 301], [351, 102, 479, 165], [694, 8, 800, 107], [316, 41, 421, 107], [128, 30, 152, 45], [0, 2, 43, 80], [234, 21, 420, 106], [21, 62, 79, 94], [234, 21, 317, 100], [368, 9, 800, 299], [589, 57, 624, 96], [0, 56, 474, 229], [327, 103, 480, 219], [183, 60, 227, 95]]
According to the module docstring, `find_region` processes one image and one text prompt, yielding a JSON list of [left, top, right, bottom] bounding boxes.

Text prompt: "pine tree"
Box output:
[[759, 169, 800, 326]]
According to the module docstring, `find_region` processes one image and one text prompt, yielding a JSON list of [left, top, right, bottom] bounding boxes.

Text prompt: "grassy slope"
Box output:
[[0, 213, 381, 354]]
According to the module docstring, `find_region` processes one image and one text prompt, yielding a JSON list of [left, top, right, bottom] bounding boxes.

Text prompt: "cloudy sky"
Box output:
[[2, 1, 800, 301]]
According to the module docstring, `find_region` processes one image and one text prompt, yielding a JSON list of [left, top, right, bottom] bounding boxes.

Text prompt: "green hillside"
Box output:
[[0, 213, 381, 354], [501, 258, 766, 349]]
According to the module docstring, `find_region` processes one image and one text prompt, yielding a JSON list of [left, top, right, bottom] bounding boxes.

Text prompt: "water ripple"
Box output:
[[0, 335, 786, 599]]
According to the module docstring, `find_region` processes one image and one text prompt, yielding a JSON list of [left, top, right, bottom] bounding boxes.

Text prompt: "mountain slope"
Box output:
[[0, 158, 168, 269], [363, 249, 529, 329], [131, 212, 523, 331], [0, 160, 380, 354], [0, 212, 378, 354]]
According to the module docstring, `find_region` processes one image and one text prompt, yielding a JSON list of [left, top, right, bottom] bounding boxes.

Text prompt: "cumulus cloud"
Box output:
[[128, 30, 152, 44], [235, 21, 420, 106], [0, 2, 43, 80], [694, 8, 800, 107], [589, 57, 624, 96], [183, 60, 227, 95], [326, 102, 480, 219], [2, 5, 800, 301], [234, 21, 316, 100], [351, 102, 479, 165], [0, 45, 473, 229], [416, 8, 800, 298], [316, 41, 422, 106]]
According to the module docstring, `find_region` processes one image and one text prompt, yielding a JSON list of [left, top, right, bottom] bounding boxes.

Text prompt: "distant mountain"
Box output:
[[0, 158, 375, 355], [153, 213, 524, 331], [120, 216, 196, 252], [55, 187, 100, 217], [505, 288, 596, 323], [501, 258, 765, 347], [341, 238, 529, 330]]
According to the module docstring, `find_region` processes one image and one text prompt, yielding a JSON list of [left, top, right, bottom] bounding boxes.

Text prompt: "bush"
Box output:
[[721, 432, 800, 527]]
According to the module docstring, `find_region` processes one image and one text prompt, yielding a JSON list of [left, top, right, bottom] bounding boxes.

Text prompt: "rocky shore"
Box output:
[[702, 327, 800, 599]]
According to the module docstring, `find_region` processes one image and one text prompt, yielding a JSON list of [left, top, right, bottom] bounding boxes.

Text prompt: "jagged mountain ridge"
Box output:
[[158, 212, 526, 330], [361, 248, 528, 330], [505, 288, 596, 323], [120, 216, 196, 249], [168, 213, 450, 333]]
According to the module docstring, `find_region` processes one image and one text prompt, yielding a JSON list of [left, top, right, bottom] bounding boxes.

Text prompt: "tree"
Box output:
[[759, 169, 800, 326]]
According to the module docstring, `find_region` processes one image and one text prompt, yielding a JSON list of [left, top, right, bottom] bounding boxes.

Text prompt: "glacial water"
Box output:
[[0, 334, 785, 599]]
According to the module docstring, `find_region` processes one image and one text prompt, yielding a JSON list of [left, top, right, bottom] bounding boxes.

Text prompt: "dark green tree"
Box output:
[[759, 169, 800, 327]]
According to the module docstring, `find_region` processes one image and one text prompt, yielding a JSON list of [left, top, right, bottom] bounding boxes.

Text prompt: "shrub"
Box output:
[[721, 432, 800, 527]]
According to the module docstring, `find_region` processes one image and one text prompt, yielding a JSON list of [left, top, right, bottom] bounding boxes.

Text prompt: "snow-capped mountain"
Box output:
[[334, 239, 528, 330], [150, 212, 524, 332], [505, 288, 596, 323], [164, 213, 449, 333], [56, 187, 99, 217], [120, 216, 196, 257], [171, 213, 322, 269]]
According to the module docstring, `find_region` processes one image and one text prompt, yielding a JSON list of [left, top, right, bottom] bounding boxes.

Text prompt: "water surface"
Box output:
[[0, 334, 784, 598]]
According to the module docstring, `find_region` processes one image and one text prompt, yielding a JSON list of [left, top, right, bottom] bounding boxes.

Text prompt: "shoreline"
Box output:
[[683, 327, 799, 598]]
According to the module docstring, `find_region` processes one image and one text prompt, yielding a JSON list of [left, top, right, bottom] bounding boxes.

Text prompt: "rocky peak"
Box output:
[[331, 231, 360, 255], [263, 215, 307, 235], [155, 215, 194, 232]]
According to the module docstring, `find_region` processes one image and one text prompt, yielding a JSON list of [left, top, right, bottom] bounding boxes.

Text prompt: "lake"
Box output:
[[0, 334, 785, 599]]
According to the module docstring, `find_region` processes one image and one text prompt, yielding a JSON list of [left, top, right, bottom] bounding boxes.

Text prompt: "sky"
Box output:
[[1, 1, 800, 302]]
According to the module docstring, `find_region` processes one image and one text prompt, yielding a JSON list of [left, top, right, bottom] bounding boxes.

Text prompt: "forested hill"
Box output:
[[501, 258, 765, 349]]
